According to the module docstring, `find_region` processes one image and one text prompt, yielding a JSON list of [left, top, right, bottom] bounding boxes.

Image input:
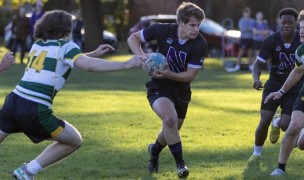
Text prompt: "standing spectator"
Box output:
[[271, 15, 281, 33], [72, 10, 84, 50], [227, 7, 255, 72], [253, 11, 269, 57], [11, 6, 30, 64], [30, 1, 44, 45]]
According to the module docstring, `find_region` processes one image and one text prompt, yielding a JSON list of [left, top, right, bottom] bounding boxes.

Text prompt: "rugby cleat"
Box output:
[[247, 154, 261, 163], [177, 161, 189, 178], [269, 168, 286, 176], [148, 144, 159, 173], [12, 165, 34, 180], [270, 117, 281, 144]]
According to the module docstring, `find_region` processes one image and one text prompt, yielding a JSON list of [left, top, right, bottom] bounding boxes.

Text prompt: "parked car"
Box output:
[[81, 29, 119, 50], [128, 14, 240, 57]]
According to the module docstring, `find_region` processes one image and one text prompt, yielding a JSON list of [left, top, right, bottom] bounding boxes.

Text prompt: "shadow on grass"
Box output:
[[1, 111, 303, 179]]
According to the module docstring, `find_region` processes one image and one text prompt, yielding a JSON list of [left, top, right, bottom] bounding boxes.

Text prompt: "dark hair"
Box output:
[[176, 2, 205, 24], [243, 7, 251, 14], [279, 8, 298, 20], [34, 10, 72, 40], [298, 10, 304, 22]]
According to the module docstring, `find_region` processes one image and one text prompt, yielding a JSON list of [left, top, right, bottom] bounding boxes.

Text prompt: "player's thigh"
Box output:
[[152, 97, 178, 120], [52, 121, 82, 147], [261, 80, 281, 112], [286, 111, 304, 137]]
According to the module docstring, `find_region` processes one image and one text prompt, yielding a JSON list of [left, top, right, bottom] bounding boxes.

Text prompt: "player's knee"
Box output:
[[298, 143, 304, 150], [280, 123, 289, 132], [285, 127, 299, 137], [73, 134, 83, 148], [163, 116, 178, 128]]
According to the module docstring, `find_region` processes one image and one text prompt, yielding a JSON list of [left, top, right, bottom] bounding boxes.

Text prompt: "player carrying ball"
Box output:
[[128, 2, 208, 178]]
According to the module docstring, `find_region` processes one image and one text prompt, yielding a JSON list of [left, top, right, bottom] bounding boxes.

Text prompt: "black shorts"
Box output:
[[0, 92, 65, 143], [146, 80, 191, 119], [240, 38, 254, 49], [293, 85, 304, 113], [261, 80, 298, 115]]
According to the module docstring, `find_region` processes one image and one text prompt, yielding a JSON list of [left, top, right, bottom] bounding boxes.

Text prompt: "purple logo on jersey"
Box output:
[[166, 46, 187, 73], [279, 52, 295, 71]]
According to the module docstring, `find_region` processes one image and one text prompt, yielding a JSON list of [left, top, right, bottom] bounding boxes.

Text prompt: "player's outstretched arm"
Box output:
[[264, 67, 304, 103], [0, 52, 15, 73], [85, 44, 115, 58], [252, 59, 264, 90], [74, 54, 144, 72]]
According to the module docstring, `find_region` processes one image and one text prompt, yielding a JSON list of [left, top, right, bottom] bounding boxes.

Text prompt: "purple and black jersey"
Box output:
[[140, 23, 208, 87], [257, 31, 302, 83]]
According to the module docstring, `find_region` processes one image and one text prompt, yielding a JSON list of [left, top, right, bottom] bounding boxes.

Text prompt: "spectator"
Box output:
[[30, 0, 44, 44], [72, 10, 84, 50], [227, 7, 255, 72], [253, 11, 269, 57], [11, 6, 30, 64], [271, 15, 281, 33]]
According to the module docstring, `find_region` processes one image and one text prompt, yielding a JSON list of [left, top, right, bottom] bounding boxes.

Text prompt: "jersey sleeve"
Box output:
[[188, 36, 208, 69], [257, 35, 273, 63], [295, 43, 304, 69], [140, 24, 165, 42], [59, 41, 82, 68]]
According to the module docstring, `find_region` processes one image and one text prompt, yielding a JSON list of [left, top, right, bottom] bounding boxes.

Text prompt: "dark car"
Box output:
[[128, 14, 240, 57]]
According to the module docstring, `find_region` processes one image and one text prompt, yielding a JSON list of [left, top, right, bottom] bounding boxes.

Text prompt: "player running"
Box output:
[[265, 10, 304, 176], [249, 8, 303, 162], [128, 2, 207, 178], [0, 10, 143, 179]]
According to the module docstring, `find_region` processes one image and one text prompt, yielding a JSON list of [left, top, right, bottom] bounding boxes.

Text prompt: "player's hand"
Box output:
[[0, 52, 15, 71], [264, 91, 282, 104], [94, 44, 115, 57], [124, 55, 145, 69], [253, 80, 263, 90], [150, 68, 169, 78]]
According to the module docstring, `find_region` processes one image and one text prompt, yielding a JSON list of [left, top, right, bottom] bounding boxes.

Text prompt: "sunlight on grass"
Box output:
[[0, 57, 302, 179]]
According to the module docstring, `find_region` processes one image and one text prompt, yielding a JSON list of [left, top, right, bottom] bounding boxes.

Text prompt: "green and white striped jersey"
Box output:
[[296, 43, 304, 69], [13, 39, 82, 107]]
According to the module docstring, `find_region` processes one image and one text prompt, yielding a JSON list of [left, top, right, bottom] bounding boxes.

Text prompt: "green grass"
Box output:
[[0, 55, 304, 179]]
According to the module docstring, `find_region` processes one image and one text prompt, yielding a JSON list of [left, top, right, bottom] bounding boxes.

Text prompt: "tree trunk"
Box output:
[[80, 0, 103, 52]]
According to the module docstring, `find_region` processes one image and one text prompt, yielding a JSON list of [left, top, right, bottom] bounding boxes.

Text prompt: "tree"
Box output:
[[79, 0, 103, 52]]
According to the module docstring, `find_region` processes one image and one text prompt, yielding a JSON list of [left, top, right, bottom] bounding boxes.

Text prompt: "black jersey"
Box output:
[[140, 23, 208, 87], [257, 31, 302, 83]]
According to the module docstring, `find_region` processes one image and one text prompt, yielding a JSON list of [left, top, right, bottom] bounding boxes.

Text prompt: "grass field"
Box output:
[[0, 53, 304, 179]]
